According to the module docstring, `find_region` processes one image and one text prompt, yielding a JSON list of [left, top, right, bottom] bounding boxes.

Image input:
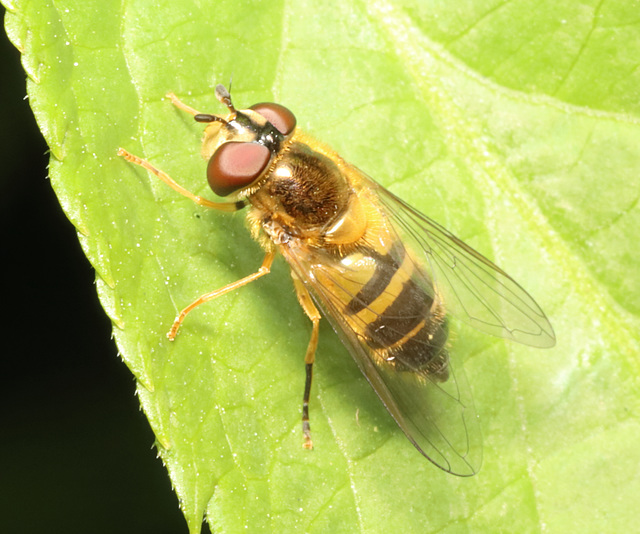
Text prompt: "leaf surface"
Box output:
[[4, 0, 640, 532]]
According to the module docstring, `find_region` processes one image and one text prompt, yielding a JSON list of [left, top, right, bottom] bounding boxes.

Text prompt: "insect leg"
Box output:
[[118, 148, 246, 212], [165, 92, 202, 116], [291, 273, 321, 450], [168, 251, 276, 340]]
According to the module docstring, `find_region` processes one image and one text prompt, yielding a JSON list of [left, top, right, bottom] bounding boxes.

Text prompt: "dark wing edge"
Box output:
[[372, 182, 556, 348], [281, 247, 483, 477]]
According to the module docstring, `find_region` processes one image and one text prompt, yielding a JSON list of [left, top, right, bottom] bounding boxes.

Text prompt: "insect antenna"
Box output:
[[215, 84, 236, 113], [193, 113, 230, 125]]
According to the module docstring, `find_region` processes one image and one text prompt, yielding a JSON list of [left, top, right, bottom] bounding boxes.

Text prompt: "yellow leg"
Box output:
[[166, 92, 202, 116], [291, 273, 321, 450], [117, 148, 244, 212], [168, 251, 276, 340]]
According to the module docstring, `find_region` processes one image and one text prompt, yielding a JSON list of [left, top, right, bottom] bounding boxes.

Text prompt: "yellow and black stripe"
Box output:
[[342, 243, 450, 381]]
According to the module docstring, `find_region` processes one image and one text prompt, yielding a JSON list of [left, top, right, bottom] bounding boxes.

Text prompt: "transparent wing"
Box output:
[[368, 178, 556, 348], [281, 243, 482, 476], [277, 166, 552, 475]]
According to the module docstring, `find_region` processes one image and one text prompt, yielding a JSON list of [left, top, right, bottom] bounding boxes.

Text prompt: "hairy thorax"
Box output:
[[249, 141, 370, 249]]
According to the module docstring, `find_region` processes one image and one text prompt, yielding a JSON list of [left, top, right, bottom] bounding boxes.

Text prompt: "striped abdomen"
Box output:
[[332, 243, 450, 381]]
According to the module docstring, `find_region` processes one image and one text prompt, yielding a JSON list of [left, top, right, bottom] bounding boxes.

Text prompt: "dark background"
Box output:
[[1, 12, 206, 534]]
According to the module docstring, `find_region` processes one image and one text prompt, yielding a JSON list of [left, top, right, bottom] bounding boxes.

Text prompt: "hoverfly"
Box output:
[[119, 85, 555, 477]]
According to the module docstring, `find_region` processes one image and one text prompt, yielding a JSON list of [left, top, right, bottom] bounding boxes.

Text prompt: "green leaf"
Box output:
[[5, 0, 640, 532]]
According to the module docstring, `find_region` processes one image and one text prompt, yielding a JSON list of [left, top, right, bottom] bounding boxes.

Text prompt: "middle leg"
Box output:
[[291, 272, 321, 450]]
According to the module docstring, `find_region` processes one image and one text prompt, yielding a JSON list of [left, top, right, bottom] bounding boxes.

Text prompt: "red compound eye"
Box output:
[[250, 102, 297, 136], [207, 142, 271, 197]]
